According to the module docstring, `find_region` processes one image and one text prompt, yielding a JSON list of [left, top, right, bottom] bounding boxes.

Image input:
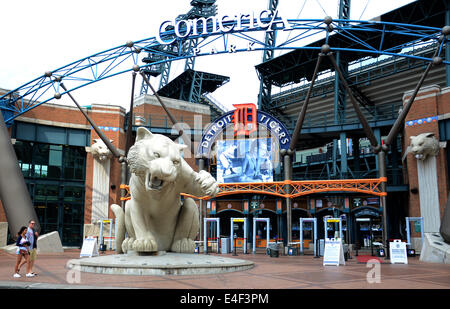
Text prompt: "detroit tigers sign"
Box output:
[[197, 103, 291, 158]]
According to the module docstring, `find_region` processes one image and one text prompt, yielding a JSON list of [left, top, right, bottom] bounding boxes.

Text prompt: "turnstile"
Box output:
[[299, 218, 317, 256], [252, 218, 270, 254], [230, 218, 248, 254]]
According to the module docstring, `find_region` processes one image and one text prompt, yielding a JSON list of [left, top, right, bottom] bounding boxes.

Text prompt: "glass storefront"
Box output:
[[13, 122, 89, 247]]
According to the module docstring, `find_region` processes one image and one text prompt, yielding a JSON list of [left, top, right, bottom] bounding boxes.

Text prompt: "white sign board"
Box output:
[[389, 239, 408, 264], [323, 238, 345, 266], [80, 237, 99, 258]]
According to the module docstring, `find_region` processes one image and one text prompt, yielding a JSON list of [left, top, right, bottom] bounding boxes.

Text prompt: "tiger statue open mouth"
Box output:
[[111, 127, 219, 254]]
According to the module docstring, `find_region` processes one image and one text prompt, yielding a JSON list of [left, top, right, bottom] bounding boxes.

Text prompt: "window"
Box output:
[[14, 140, 33, 177], [13, 141, 86, 181], [48, 145, 62, 178], [64, 186, 84, 202], [12, 125, 88, 246], [63, 146, 86, 180]]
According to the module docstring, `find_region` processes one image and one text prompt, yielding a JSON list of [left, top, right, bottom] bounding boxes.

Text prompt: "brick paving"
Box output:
[[0, 248, 449, 289]]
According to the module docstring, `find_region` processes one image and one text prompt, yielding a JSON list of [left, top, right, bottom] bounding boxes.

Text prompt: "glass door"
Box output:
[[62, 186, 84, 246], [32, 183, 84, 247]]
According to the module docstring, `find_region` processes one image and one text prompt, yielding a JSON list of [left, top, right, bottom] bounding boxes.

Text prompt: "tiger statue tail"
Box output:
[[111, 204, 125, 254]]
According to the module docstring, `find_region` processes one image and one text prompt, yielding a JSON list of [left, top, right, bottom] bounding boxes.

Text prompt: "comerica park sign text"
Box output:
[[157, 9, 292, 45]]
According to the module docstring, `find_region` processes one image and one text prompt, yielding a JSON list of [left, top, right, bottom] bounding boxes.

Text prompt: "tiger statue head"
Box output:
[[127, 127, 187, 192]]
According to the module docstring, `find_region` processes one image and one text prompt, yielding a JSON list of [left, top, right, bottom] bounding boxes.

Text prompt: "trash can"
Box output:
[[343, 244, 349, 261], [268, 243, 279, 258], [221, 237, 230, 254], [288, 246, 297, 256]]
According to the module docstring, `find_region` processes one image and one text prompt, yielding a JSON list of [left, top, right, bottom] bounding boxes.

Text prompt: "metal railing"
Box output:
[[282, 101, 401, 130], [129, 113, 209, 130]]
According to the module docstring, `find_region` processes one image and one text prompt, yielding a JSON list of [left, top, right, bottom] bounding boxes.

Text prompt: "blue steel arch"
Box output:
[[1, 17, 448, 125]]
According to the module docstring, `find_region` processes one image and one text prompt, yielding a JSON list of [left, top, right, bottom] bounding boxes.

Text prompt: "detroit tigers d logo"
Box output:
[[232, 103, 257, 136]]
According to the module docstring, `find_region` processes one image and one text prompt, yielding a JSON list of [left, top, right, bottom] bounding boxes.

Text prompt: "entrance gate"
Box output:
[[203, 218, 220, 254], [406, 217, 425, 250], [230, 218, 248, 254], [324, 217, 343, 240], [299, 218, 317, 256], [99, 219, 115, 251], [252, 218, 270, 254]]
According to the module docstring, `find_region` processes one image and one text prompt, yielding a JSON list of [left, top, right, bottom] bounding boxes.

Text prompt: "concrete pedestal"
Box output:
[[67, 252, 254, 276], [37, 231, 64, 253], [0, 222, 7, 247], [419, 233, 450, 264]]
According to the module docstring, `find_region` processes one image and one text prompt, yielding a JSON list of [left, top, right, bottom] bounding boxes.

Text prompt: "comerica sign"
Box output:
[[157, 9, 292, 44]]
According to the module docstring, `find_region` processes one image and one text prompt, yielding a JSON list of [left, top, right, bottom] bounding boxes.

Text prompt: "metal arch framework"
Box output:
[[120, 177, 387, 201], [1, 17, 449, 125]]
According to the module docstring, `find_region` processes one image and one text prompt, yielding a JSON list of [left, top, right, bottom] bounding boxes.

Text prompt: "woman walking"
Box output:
[[13, 226, 35, 278]]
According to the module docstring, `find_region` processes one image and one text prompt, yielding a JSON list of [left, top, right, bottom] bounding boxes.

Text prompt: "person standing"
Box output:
[[25, 220, 38, 275], [13, 226, 34, 278]]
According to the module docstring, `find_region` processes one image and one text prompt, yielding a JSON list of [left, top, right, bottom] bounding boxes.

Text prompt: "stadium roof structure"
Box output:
[[255, 0, 448, 87], [157, 69, 229, 103]]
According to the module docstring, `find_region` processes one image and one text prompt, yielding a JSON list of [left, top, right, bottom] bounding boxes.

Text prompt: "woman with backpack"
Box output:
[[13, 226, 35, 278]]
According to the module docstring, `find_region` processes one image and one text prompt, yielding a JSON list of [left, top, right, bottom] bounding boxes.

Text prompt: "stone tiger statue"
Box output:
[[111, 127, 219, 254], [402, 132, 441, 162], [86, 138, 113, 161]]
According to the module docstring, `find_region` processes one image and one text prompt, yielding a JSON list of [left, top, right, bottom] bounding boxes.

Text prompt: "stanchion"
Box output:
[[232, 233, 238, 256], [314, 239, 320, 258]]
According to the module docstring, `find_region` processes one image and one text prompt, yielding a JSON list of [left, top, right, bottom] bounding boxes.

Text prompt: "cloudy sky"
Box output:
[[0, 0, 415, 111]]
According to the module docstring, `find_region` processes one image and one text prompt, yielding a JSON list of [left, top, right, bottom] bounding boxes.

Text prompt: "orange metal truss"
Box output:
[[120, 177, 387, 201]]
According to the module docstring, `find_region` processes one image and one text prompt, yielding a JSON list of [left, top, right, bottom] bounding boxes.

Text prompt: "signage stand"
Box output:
[[323, 238, 345, 266], [389, 239, 408, 264], [80, 236, 99, 258]]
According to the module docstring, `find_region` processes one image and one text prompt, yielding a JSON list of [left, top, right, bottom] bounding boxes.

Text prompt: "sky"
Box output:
[[0, 0, 415, 112]]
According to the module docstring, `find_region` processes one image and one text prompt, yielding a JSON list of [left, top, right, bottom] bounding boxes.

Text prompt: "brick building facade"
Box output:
[[0, 93, 210, 246]]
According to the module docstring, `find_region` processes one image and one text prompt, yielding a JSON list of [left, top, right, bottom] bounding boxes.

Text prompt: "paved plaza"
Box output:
[[0, 249, 449, 290]]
